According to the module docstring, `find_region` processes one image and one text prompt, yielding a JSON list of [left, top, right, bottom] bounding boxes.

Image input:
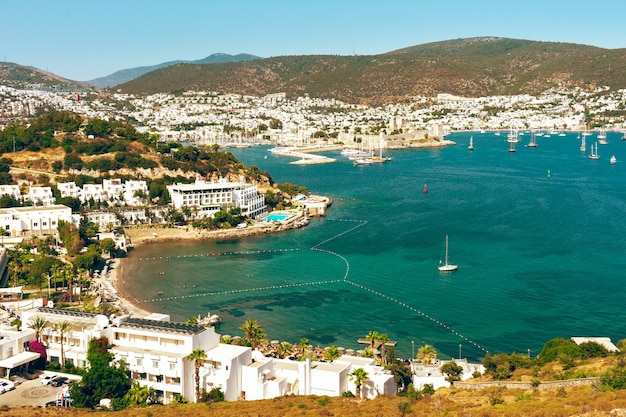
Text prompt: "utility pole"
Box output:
[[459, 344, 462, 360]]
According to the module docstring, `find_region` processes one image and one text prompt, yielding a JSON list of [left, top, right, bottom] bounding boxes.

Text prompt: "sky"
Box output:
[[3, 0, 626, 82]]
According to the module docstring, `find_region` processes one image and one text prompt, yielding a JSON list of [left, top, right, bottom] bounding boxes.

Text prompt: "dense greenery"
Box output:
[[71, 337, 131, 410]]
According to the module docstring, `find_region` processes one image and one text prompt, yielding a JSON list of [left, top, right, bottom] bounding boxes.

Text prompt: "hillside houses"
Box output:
[[57, 179, 148, 206]]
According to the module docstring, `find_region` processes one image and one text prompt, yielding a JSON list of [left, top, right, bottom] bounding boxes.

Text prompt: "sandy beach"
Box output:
[[112, 220, 304, 319]]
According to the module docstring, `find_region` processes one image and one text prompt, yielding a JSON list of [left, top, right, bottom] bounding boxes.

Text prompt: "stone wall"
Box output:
[[455, 377, 599, 391]]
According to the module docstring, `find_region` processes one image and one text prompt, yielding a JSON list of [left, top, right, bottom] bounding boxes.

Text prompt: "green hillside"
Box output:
[[116, 37, 626, 106]]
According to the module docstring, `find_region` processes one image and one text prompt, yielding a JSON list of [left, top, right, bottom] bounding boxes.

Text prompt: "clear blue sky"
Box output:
[[3, 0, 625, 81]]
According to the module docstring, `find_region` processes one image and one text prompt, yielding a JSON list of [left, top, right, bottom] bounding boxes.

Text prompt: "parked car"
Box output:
[[40, 374, 57, 385], [0, 378, 15, 393], [50, 377, 68, 387]]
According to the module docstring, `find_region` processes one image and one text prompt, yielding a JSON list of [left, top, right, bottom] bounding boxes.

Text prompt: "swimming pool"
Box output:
[[264, 213, 291, 221]]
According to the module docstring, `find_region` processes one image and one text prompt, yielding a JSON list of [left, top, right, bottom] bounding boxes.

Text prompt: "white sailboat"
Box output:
[[507, 128, 518, 152], [438, 235, 458, 272], [468, 136, 474, 151], [610, 155, 617, 165], [353, 133, 392, 165], [579, 134, 586, 152], [588, 142, 600, 160], [597, 128, 608, 145], [528, 131, 537, 148]]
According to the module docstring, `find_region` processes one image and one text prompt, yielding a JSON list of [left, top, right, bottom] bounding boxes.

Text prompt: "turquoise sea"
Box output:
[[122, 131, 626, 361]]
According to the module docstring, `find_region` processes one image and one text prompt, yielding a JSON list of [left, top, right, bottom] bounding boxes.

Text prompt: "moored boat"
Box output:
[[438, 235, 458, 272]]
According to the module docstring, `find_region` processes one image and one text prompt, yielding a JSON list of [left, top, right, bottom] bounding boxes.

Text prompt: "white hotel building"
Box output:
[[12, 307, 396, 404], [167, 179, 266, 219], [20, 307, 251, 403]]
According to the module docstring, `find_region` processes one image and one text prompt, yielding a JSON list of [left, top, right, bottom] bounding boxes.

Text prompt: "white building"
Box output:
[[8, 306, 398, 404], [20, 307, 251, 404], [412, 358, 485, 390], [102, 179, 125, 204], [0, 205, 78, 238], [122, 180, 148, 206], [56, 182, 82, 200], [84, 210, 120, 230], [0, 185, 21, 200], [0, 326, 39, 377], [167, 179, 266, 219], [23, 186, 55, 206], [82, 183, 105, 203], [241, 354, 395, 400]]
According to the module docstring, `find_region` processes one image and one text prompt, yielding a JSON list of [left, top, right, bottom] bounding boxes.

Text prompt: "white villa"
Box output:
[[56, 179, 149, 207], [241, 353, 396, 400], [23, 186, 55, 206], [0, 205, 79, 238], [167, 179, 266, 219], [412, 358, 485, 390], [0, 185, 21, 200]]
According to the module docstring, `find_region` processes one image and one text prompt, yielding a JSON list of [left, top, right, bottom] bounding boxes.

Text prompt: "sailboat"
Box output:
[[579, 134, 586, 152], [507, 128, 518, 152], [528, 131, 537, 148], [598, 129, 608, 145], [610, 155, 617, 165], [353, 133, 392, 165], [588, 142, 600, 160], [468, 136, 474, 151], [438, 235, 458, 272]]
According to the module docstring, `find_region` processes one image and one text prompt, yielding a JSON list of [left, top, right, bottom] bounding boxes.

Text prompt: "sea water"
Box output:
[[122, 131, 626, 360]]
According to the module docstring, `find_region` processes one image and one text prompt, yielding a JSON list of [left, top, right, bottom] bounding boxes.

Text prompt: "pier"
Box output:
[[268, 145, 340, 164]]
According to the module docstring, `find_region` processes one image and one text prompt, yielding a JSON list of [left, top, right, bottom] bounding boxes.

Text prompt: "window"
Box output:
[[169, 362, 176, 371], [137, 358, 143, 366], [33, 222, 38, 227], [152, 360, 159, 368]]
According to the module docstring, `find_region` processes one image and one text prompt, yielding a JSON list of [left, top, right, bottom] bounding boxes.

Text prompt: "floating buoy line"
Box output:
[[135, 218, 489, 354]]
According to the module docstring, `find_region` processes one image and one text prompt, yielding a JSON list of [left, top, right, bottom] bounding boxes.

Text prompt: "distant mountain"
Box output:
[[116, 37, 626, 106], [87, 53, 261, 88], [0, 62, 87, 90]]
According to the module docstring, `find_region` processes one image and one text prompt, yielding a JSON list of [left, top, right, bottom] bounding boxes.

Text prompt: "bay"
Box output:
[[122, 131, 626, 361]]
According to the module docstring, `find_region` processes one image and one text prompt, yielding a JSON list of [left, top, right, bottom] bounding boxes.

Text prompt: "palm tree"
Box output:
[[323, 345, 341, 362], [277, 342, 293, 359], [417, 344, 438, 365], [55, 320, 71, 367], [28, 316, 48, 342], [124, 381, 155, 405], [239, 320, 265, 349], [186, 349, 207, 402], [365, 330, 379, 352], [349, 367, 369, 398], [378, 333, 390, 365]]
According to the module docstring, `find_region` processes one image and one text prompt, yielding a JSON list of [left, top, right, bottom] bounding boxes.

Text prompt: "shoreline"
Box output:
[[113, 221, 303, 319]]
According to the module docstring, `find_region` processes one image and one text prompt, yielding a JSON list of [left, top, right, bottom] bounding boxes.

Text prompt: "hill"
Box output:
[[87, 53, 260, 88], [0, 62, 87, 90], [116, 37, 626, 106]]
